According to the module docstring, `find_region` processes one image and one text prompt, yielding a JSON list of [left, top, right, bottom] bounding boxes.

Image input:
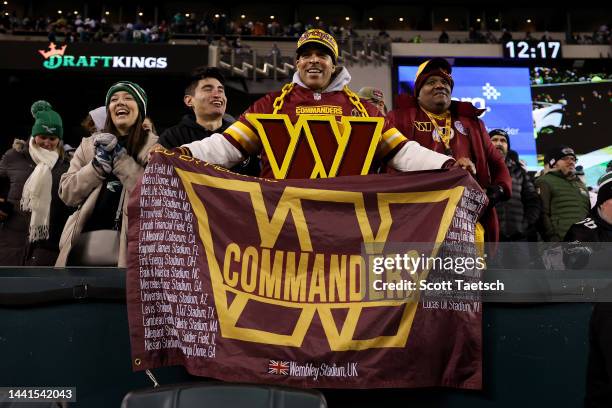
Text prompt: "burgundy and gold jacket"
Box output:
[[388, 94, 512, 242]]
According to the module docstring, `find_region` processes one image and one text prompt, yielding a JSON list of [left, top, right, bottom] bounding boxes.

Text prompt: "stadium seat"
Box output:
[[121, 382, 327, 408]]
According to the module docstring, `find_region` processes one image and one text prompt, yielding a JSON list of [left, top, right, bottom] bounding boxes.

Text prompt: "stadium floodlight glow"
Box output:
[[315, 16, 320, 21], [495, 18, 499, 23], [3, 1, 7, 5], [399, 17, 404, 22], [185, 13, 190, 17], [214, 14, 219, 18], [270, 15, 275, 20], [345, 16, 350, 21], [138, 12, 143, 17], [526, 19, 531, 23], [444, 18, 449, 22], [57, 10, 62, 14], [73, 11, 78, 15], [476, 18, 481, 22], [4, 12, 8, 16], [105, 11, 110, 15], [369, 17, 373, 21], [241, 14, 246, 19]]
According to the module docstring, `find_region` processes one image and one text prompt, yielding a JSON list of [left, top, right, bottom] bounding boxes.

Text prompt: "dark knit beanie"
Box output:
[[489, 129, 510, 149], [30, 100, 63, 139], [597, 171, 612, 207], [545, 145, 577, 168]]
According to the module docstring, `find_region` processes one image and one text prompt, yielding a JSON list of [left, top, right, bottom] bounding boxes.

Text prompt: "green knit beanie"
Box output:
[[31, 100, 63, 139], [105, 81, 147, 116]]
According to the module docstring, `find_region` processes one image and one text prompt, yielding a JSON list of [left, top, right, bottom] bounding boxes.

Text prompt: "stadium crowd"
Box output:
[[531, 67, 611, 85], [0, 10, 610, 45]]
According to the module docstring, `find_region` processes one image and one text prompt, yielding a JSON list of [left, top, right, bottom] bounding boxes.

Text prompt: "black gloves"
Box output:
[[486, 184, 506, 208]]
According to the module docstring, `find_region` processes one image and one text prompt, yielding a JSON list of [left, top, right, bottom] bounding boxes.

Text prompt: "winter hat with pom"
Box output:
[[30, 100, 63, 139]]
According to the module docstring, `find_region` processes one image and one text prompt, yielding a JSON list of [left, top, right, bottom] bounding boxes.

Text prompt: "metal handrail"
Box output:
[[216, 38, 391, 81]]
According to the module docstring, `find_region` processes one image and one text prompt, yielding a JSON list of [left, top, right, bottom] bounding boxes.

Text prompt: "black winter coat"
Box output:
[[159, 114, 260, 176], [0, 140, 73, 265], [495, 157, 541, 240]]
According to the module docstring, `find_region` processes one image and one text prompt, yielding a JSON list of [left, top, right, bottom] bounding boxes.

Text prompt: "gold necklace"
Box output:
[[272, 83, 370, 117], [423, 109, 448, 121], [421, 107, 452, 154]]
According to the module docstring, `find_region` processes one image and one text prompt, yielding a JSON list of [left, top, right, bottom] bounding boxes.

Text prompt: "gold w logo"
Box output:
[[414, 121, 433, 132], [175, 167, 464, 351], [245, 113, 383, 179]]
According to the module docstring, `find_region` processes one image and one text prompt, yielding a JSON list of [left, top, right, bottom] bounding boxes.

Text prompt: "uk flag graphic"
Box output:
[[268, 360, 290, 375]]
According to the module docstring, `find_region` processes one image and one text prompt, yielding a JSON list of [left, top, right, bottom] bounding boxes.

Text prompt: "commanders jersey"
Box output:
[[222, 84, 406, 179]]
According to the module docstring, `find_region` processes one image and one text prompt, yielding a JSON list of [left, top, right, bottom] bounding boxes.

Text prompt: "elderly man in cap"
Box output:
[[357, 87, 387, 115], [388, 58, 511, 243], [536, 145, 590, 242], [177, 30, 474, 178]]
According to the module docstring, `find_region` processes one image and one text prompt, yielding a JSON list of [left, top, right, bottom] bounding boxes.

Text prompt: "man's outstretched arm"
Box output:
[[178, 133, 246, 169], [388, 140, 454, 171]]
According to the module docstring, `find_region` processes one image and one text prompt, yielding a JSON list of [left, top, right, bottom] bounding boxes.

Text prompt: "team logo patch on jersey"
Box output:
[[454, 121, 466, 135], [296, 105, 343, 115], [414, 121, 433, 132]]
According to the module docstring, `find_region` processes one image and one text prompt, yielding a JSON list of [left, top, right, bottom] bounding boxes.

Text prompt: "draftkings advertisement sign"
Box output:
[[127, 151, 488, 389], [0, 41, 207, 73]]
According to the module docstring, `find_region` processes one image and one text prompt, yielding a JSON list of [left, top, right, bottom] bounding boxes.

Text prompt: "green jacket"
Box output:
[[536, 170, 590, 241]]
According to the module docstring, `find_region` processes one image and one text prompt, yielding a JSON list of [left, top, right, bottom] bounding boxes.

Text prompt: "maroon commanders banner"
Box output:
[[127, 150, 487, 389]]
